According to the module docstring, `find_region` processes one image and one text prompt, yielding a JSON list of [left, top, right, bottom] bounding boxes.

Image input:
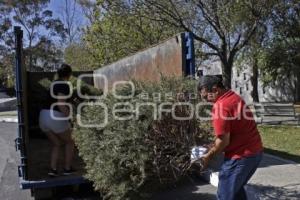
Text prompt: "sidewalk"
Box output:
[[202, 153, 300, 200], [0, 111, 18, 123], [247, 153, 300, 199]]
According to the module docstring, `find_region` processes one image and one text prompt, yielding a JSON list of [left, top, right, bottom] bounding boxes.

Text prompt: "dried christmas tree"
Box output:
[[33, 75, 102, 111], [73, 77, 213, 200]]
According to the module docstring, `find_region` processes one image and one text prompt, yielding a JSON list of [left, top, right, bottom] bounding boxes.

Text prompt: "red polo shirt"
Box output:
[[212, 90, 263, 159]]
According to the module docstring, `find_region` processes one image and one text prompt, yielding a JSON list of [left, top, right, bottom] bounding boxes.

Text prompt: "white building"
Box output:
[[197, 60, 294, 104]]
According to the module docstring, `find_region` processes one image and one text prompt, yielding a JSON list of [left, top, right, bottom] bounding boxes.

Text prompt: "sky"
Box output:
[[16, 0, 88, 46], [49, 0, 63, 19], [48, 0, 87, 26]]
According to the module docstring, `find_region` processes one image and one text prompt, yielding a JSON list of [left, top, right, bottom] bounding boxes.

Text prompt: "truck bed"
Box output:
[[14, 31, 196, 191], [27, 136, 85, 181]]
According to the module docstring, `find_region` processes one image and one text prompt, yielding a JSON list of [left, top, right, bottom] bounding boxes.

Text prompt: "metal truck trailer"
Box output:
[[14, 26, 195, 199]]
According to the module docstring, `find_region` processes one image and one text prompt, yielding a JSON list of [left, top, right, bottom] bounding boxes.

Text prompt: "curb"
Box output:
[[0, 117, 18, 123]]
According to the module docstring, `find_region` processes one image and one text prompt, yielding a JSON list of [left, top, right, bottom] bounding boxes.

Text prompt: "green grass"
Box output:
[[258, 125, 300, 163]]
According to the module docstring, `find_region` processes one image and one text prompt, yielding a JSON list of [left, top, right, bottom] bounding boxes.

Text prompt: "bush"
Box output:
[[73, 77, 213, 200]]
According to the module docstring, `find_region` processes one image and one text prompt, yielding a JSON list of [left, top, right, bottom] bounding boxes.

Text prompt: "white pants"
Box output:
[[39, 109, 71, 134]]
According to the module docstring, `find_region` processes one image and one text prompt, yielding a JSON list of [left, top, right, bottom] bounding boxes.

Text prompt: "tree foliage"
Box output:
[[81, 0, 179, 67], [260, 0, 300, 101], [0, 1, 13, 48], [2, 0, 66, 71], [61, 0, 84, 45], [131, 0, 277, 87], [0, 52, 14, 88], [64, 42, 96, 70], [78, 0, 278, 87], [27, 36, 64, 71], [0, 1, 14, 88], [234, 24, 268, 102]]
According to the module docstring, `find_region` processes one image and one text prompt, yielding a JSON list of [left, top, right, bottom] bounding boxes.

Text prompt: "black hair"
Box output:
[[57, 63, 72, 78], [215, 75, 225, 89], [198, 75, 225, 91]]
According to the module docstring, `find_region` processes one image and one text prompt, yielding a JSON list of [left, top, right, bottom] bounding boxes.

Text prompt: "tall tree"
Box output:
[[78, 0, 98, 25], [249, 32, 264, 102], [135, 0, 277, 88], [64, 42, 94, 70], [81, 0, 179, 67], [28, 36, 64, 71], [0, 1, 14, 88], [0, 52, 14, 88], [260, 0, 300, 102], [235, 23, 268, 102], [60, 0, 83, 45], [4, 0, 66, 70], [0, 1, 12, 47]]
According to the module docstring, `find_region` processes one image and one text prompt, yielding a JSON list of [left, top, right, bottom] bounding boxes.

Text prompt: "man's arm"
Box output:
[[201, 133, 230, 169]]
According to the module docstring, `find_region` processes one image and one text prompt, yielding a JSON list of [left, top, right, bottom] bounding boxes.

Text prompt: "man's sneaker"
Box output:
[[62, 168, 76, 176], [48, 169, 59, 177]]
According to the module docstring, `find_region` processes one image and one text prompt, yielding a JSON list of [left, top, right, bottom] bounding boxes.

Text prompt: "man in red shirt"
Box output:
[[198, 75, 263, 200]]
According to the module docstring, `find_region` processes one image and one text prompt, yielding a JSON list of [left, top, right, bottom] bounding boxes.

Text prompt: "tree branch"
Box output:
[[232, 21, 258, 54], [204, 52, 219, 57], [192, 32, 220, 53], [194, 0, 225, 40], [142, 0, 221, 53]]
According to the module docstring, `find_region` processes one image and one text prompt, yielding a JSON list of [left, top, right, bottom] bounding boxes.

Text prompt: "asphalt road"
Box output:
[[0, 122, 32, 200], [0, 122, 217, 200], [0, 122, 100, 200]]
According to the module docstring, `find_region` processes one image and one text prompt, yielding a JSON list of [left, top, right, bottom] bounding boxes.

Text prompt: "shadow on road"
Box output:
[[247, 183, 300, 200], [152, 177, 216, 200], [254, 152, 300, 170], [263, 148, 300, 164]]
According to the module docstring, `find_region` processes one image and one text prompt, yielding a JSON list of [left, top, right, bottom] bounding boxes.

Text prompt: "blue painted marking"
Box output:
[[184, 32, 195, 76]]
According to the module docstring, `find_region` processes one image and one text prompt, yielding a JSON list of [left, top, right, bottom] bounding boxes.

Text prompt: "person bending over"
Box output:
[[39, 63, 75, 177]]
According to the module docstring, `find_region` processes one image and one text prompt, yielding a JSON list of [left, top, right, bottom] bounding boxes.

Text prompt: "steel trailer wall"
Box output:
[[93, 33, 195, 89]]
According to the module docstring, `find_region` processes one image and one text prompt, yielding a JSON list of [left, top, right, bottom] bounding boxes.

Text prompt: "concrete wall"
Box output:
[[93, 34, 185, 89]]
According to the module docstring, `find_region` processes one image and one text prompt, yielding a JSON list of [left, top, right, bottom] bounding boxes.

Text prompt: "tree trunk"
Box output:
[[222, 62, 232, 89], [296, 69, 300, 102], [251, 56, 259, 102], [29, 39, 32, 71]]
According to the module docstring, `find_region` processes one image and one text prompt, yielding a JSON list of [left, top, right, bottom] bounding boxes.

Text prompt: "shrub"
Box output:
[[73, 77, 213, 200]]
